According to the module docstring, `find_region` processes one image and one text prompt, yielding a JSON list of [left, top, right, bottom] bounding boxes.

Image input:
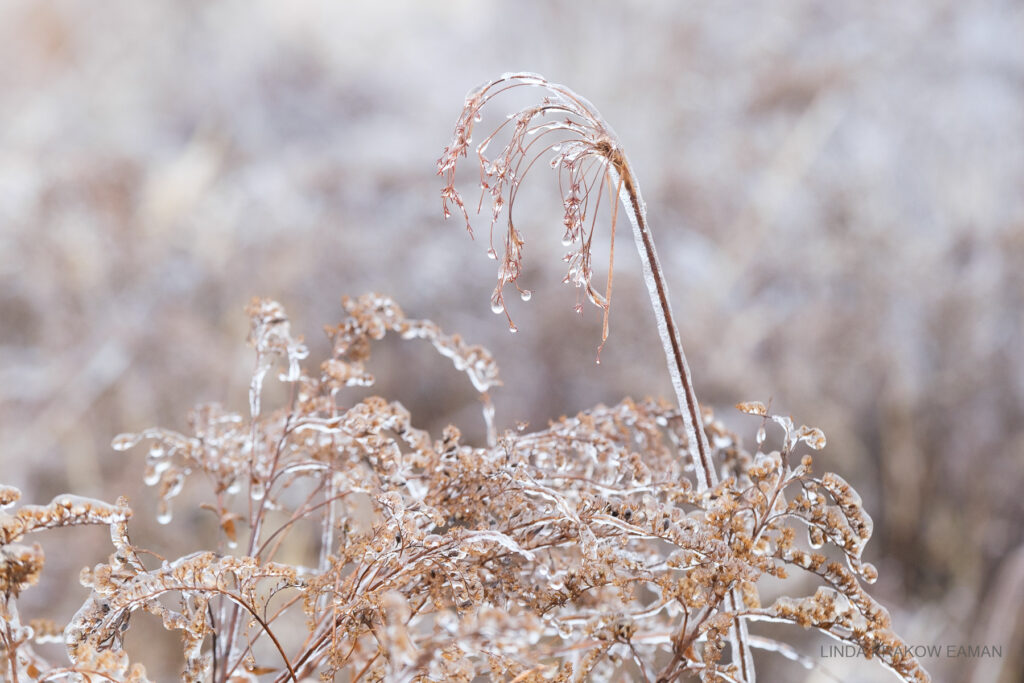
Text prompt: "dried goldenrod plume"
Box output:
[[1, 296, 928, 682], [0, 490, 142, 682]]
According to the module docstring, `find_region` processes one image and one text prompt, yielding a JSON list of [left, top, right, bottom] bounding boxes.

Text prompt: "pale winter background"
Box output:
[[1, 1, 1022, 680]]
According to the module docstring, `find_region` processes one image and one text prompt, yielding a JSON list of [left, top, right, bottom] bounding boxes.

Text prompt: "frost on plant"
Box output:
[[0, 76, 928, 683], [1, 296, 928, 682], [438, 72, 627, 340]]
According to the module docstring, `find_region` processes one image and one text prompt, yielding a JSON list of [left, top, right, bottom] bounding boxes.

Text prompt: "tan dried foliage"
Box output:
[[0, 75, 928, 682], [0, 295, 927, 682]]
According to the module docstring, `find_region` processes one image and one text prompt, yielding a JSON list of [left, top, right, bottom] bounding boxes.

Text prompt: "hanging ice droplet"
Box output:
[[490, 293, 504, 315], [508, 323, 518, 334], [756, 426, 766, 445], [143, 460, 171, 487], [486, 248, 497, 260], [111, 433, 141, 451], [557, 620, 573, 639], [561, 236, 573, 247], [520, 289, 532, 301], [473, 112, 483, 122], [156, 504, 172, 525]]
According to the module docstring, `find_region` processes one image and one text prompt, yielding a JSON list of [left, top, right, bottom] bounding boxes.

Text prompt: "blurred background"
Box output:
[[1, 1, 1021, 680]]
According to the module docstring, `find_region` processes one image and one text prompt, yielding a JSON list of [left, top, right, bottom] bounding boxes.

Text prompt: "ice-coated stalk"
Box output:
[[609, 150, 754, 683], [606, 151, 715, 490], [441, 72, 755, 681]]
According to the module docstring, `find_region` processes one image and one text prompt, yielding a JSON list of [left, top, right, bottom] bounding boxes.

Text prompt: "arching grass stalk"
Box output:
[[438, 72, 753, 680], [438, 72, 716, 496]]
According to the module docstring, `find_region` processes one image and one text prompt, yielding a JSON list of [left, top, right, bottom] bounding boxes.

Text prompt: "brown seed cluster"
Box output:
[[0, 297, 928, 681]]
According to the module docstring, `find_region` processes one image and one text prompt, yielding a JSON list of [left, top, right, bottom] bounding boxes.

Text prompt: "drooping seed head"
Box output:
[[438, 72, 628, 344]]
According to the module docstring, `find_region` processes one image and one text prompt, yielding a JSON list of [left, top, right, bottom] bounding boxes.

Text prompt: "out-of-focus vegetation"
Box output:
[[1, 2, 1021, 680]]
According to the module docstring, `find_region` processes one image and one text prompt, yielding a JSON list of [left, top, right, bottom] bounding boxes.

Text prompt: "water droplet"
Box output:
[[561, 236, 573, 247], [551, 144, 562, 152], [508, 323, 518, 334], [519, 289, 532, 302], [144, 460, 171, 486], [111, 433, 140, 451], [557, 620, 572, 638], [165, 474, 184, 498], [156, 507, 172, 525], [490, 296, 504, 315], [486, 248, 497, 260], [473, 112, 482, 123]]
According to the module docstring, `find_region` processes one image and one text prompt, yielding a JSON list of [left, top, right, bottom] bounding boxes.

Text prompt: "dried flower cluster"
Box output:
[[0, 295, 928, 682], [0, 74, 929, 682]]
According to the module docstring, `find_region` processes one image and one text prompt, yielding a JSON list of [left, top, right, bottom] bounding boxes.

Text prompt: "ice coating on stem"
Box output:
[[438, 72, 716, 491], [64, 291, 928, 681], [608, 162, 716, 491], [245, 298, 309, 418], [0, 494, 132, 545], [439, 72, 754, 680]]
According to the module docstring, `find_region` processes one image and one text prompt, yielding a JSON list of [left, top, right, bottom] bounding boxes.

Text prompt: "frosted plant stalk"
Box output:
[[438, 73, 717, 488], [438, 72, 752, 682]]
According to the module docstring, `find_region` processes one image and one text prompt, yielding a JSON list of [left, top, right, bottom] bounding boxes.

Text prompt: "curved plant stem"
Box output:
[[440, 73, 754, 681], [605, 149, 715, 491], [607, 148, 754, 683]]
